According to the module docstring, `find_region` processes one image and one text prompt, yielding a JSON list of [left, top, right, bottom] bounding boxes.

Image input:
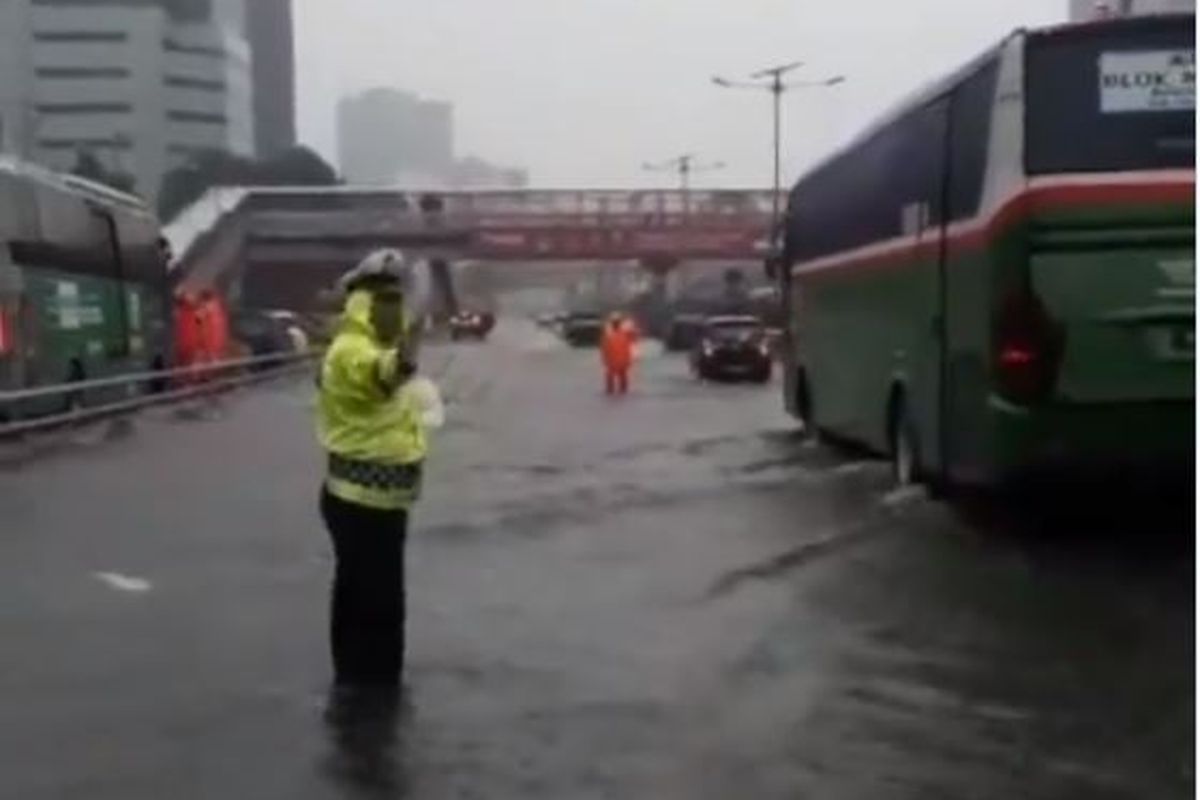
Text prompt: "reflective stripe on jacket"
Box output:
[[317, 289, 427, 510]]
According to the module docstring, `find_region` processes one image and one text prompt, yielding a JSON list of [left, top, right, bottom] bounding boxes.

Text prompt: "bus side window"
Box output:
[[947, 59, 1000, 221], [91, 209, 131, 358]]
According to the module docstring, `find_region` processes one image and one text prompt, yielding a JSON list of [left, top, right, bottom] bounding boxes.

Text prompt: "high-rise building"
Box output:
[[246, 0, 295, 157], [448, 156, 529, 189], [337, 88, 454, 185], [1069, 0, 1194, 20], [0, 0, 255, 202]]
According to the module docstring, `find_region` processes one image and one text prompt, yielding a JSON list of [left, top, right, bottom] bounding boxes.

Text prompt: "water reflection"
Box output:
[[319, 687, 410, 798]]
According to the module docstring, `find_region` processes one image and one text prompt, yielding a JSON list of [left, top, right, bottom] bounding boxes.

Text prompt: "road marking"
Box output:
[[94, 572, 153, 593], [832, 461, 872, 475]]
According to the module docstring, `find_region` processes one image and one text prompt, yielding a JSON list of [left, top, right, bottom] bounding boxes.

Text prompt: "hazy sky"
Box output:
[[294, 0, 1067, 188]]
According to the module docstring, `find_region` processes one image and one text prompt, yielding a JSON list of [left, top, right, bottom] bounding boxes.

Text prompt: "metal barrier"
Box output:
[[0, 351, 317, 439]]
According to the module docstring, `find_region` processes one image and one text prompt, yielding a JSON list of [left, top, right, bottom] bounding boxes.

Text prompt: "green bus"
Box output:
[[0, 157, 172, 415], [781, 14, 1194, 487]]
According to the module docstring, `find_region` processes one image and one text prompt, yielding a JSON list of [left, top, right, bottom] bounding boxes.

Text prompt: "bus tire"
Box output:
[[888, 388, 920, 488]]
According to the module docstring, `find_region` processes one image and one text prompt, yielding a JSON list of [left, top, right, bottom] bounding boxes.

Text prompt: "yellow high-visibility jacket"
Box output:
[[317, 290, 427, 510]]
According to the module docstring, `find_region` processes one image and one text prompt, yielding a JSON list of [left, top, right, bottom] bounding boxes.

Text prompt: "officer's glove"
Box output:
[[396, 359, 418, 383]]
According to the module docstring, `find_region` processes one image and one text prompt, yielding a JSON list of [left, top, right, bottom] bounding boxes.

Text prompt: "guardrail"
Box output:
[[0, 351, 317, 439]]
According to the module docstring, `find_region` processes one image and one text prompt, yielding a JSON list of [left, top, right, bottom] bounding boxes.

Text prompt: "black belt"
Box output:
[[327, 453, 423, 491]]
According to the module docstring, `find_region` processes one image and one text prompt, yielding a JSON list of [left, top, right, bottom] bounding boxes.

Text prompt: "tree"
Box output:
[[71, 149, 137, 195], [158, 145, 340, 221], [259, 146, 339, 186]]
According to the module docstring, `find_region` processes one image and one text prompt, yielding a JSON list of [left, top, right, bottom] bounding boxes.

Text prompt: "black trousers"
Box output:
[[319, 488, 408, 687]]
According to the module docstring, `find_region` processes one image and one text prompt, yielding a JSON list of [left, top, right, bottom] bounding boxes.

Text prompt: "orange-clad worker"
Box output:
[[601, 313, 637, 396], [197, 290, 230, 364]]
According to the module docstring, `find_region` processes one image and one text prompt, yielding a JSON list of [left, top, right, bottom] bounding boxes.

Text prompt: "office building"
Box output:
[[247, 0, 295, 157], [0, 0, 255, 201], [448, 156, 529, 189], [337, 88, 454, 185]]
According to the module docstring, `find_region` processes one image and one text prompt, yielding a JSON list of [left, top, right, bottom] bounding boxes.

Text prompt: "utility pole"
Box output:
[[642, 154, 724, 219], [712, 64, 844, 255]]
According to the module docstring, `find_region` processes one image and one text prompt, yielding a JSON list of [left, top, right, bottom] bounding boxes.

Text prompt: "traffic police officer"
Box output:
[[317, 248, 428, 689]]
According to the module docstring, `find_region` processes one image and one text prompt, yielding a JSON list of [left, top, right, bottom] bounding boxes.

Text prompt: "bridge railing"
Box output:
[[0, 351, 316, 439], [245, 209, 773, 239]]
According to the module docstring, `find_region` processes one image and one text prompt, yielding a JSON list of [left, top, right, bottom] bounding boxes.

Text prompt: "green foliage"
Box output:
[[158, 146, 340, 221], [71, 150, 138, 195]]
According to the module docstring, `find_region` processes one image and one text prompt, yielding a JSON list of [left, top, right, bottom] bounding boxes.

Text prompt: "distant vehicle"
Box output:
[[562, 311, 605, 347], [748, 285, 784, 329], [533, 312, 561, 329], [232, 309, 298, 366], [265, 310, 310, 353], [762, 326, 785, 359], [780, 13, 1195, 488], [665, 313, 706, 352], [0, 157, 171, 416], [450, 309, 495, 341], [691, 316, 772, 383]]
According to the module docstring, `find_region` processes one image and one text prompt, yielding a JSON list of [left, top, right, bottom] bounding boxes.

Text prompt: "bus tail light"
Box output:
[[992, 287, 1064, 405]]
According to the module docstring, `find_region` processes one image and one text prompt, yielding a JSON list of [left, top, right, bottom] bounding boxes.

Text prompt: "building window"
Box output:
[[36, 67, 131, 79], [33, 31, 128, 43], [164, 76, 227, 92], [36, 102, 133, 114], [168, 110, 227, 125], [40, 137, 132, 150], [163, 39, 224, 58]]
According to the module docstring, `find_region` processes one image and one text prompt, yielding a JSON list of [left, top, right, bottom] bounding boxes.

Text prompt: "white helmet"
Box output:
[[338, 248, 408, 293], [338, 248, 436, 322]]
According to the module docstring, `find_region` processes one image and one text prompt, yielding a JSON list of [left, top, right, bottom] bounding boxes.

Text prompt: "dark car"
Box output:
[[562, 312, 605, 347], [232, 310, 294, 357], [450, 309, 496, 341], [690, 316, 772, 383]]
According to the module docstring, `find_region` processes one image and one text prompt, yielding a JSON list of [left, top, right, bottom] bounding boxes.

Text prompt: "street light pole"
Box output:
[[712, 65, 844, 254], [642, 154, 724, 219], [771, 72, 783, 235]]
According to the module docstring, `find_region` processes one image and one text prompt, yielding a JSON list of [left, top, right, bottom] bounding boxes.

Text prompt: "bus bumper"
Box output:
[[987, 396, 1194, 482]]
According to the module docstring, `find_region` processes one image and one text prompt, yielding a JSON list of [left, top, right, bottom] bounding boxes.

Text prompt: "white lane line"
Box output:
[[832, 461, 873, 475], [94, 572, 153, 593]]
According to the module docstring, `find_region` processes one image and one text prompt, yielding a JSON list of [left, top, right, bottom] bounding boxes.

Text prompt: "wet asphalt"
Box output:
[[0, 320, 1192, 799]]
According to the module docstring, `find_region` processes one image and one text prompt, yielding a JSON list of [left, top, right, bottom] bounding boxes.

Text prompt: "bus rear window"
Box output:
[[1026, 17, 1195, 174]]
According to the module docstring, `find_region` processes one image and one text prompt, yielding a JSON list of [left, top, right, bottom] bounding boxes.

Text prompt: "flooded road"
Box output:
[[0, 320, 1192, 799]]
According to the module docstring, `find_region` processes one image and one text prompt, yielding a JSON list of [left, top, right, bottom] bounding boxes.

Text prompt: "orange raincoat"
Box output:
[[601, 317, 637, 395]]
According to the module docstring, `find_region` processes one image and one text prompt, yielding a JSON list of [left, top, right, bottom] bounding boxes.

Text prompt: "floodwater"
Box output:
[[0, 319, 1191, 799]]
